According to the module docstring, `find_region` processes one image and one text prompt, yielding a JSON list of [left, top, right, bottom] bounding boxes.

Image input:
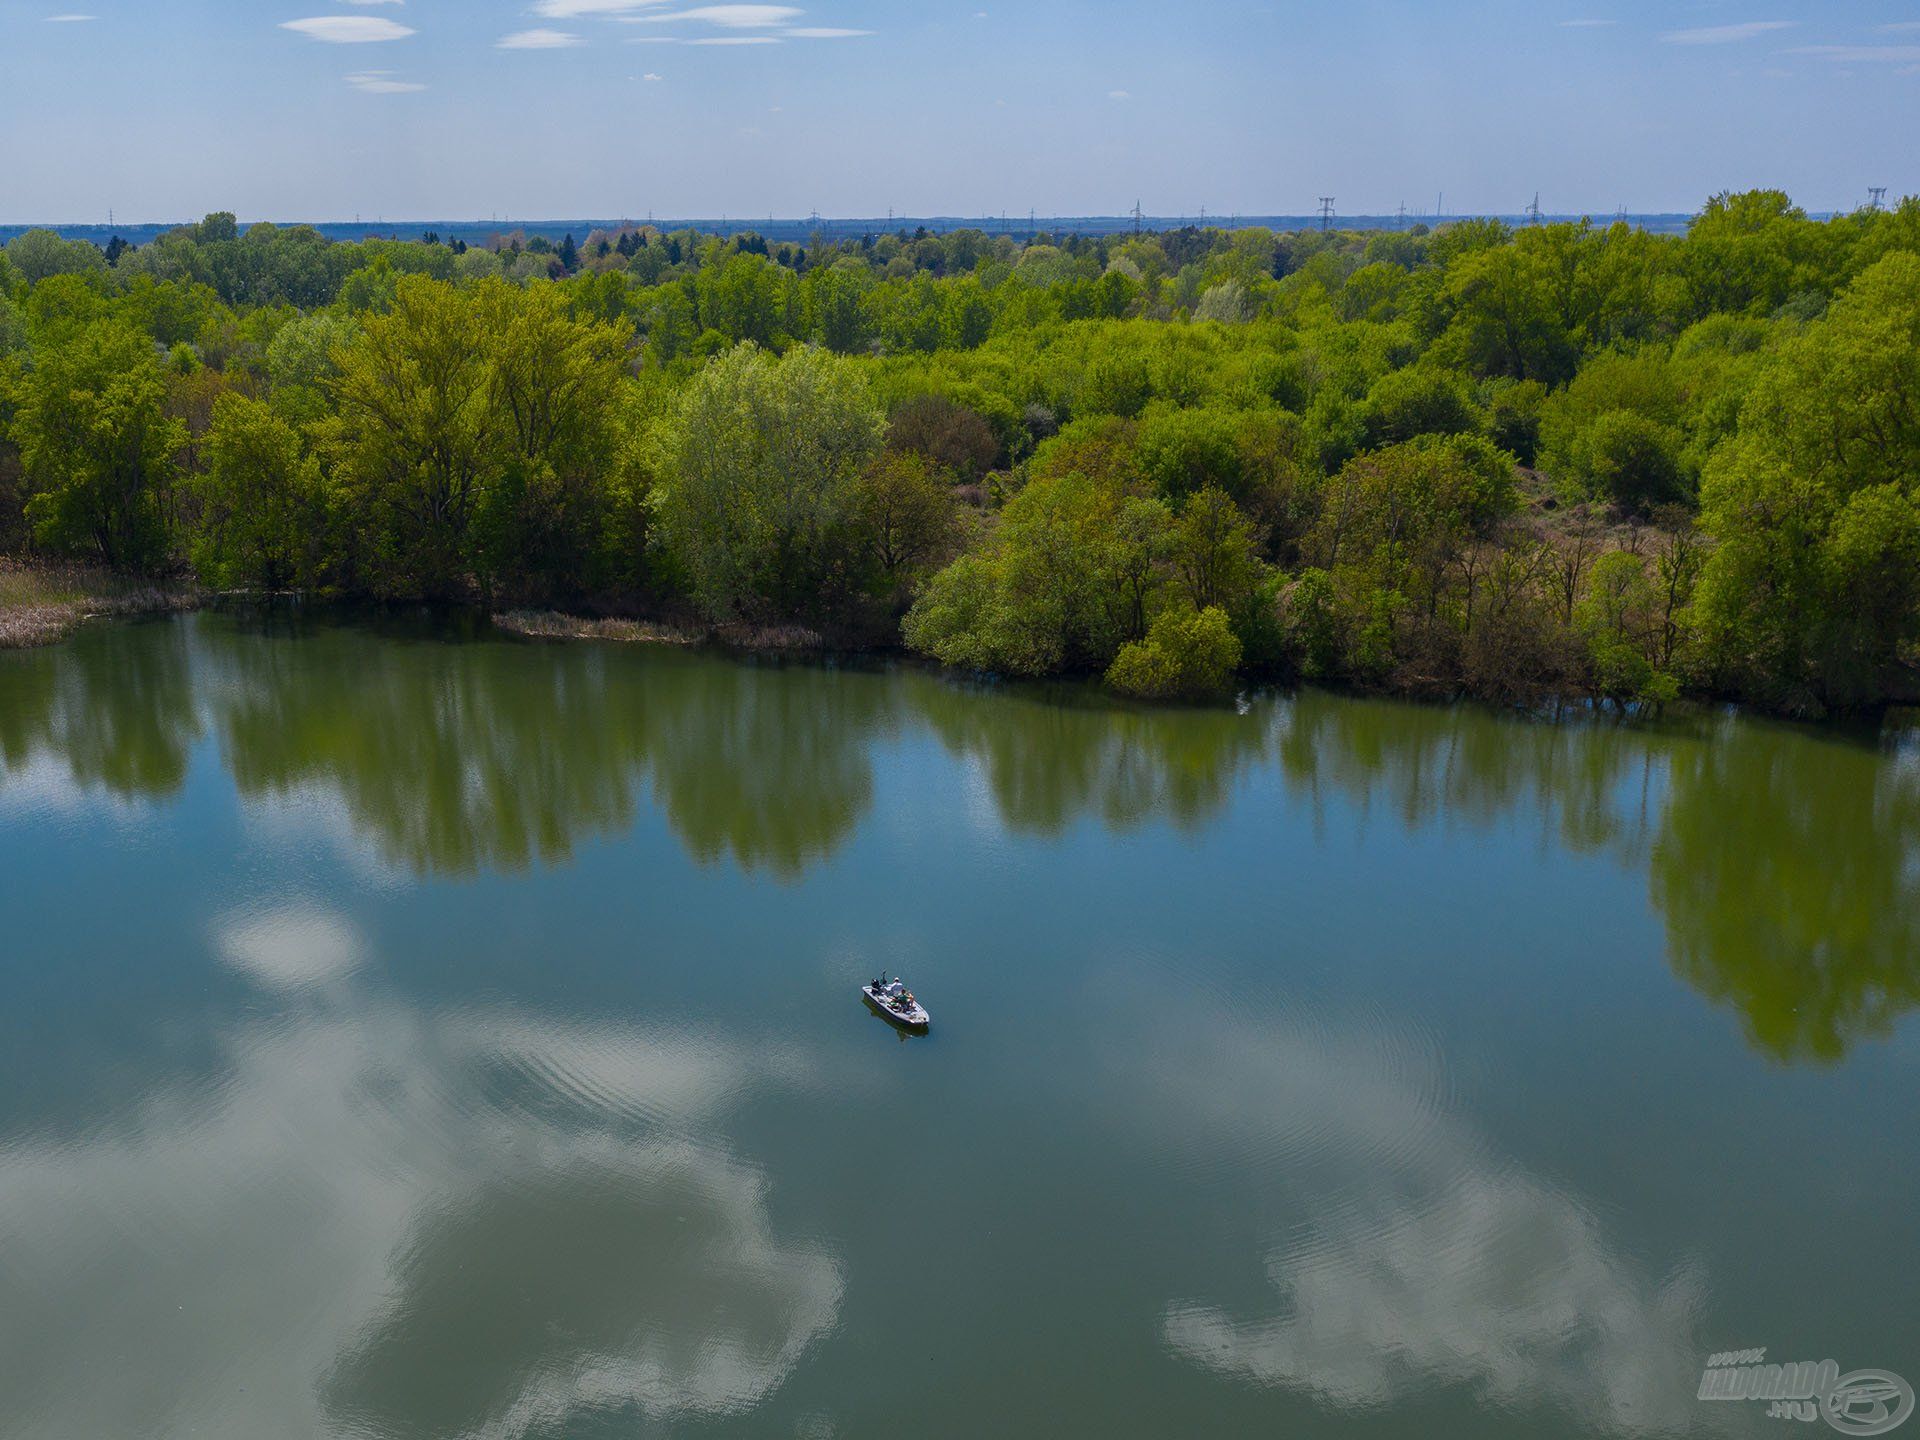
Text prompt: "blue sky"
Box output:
[[1, 0, 1915, 223]]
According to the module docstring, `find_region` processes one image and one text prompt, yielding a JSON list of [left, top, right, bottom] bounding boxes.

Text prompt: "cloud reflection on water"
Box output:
[[0, 903, 841, 1440], [1138, 1004, 1715, 1436]]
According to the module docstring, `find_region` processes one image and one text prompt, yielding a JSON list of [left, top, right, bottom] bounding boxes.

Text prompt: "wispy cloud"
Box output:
[[533, 0, 668, 16], [1558, 18, 1616, 27], [347, 70, 425, 93], [280, 15, 414, 42], [1786, 43, 1920, 62], [1108, 88, 1132, 100], [497, 27, 586, 48], [1660, 20, 1794, 45], [43, 13, 97, 21], [630, 4, 802, 26], [1879, 21, 1920, 32], [552, 0, 870, 41]]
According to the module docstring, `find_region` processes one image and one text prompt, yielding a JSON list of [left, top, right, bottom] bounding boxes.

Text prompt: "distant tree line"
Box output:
[[3, 189, 1919, 713]]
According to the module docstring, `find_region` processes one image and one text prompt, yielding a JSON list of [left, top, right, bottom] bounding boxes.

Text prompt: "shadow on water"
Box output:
[[3, 608, 1918, 1064]]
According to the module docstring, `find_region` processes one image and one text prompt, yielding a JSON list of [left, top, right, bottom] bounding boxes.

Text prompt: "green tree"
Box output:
[[652, 343, 885, 621], [4, 229, 106, 284], [265, 312, 360, 425], [324, 276, 497, 597], [13, 320, 183, 569], [191, 392, 325, 588], [468, 280, 632, 600], [1106, 603, 1242, 700], [1695, 253, 1920, 708], [1358, 365, 1484, 449], [1584, 411, 1688, 513], [852, 450, 956, 604], [904, 470, 1168, 675]]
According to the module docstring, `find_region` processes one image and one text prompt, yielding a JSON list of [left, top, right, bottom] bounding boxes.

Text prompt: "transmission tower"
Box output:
[[1132, 199, 1144, 235], [1868, 186, 1888, 211], [1396, 201, 1407, 228], [1318, 196, 1335, 232], [1526, 193, 1542, 225]]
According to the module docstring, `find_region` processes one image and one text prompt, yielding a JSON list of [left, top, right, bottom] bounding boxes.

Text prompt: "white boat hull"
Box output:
[[861, 984, 930, 1030]]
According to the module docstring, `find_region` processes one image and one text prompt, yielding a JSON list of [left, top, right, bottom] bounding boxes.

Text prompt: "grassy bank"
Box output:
[[0, 560, 199, 649], [493, 609, 826, 653]]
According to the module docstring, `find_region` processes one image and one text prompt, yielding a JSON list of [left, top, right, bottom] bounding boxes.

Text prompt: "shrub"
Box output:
[[1106, 603, 1242, 700]]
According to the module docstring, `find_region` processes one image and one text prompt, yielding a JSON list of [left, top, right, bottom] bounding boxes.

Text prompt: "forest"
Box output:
[[2, 190, 1917, 715]]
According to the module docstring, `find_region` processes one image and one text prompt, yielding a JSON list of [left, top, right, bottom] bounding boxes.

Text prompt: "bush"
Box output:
[[1587, 411, 1688, 513], [886, 394, 1001, 480], [1359, 366, 1485, 450], [1106, 603, 1242, 700]]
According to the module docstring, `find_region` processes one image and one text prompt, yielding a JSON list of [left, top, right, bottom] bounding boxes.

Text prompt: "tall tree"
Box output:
[[13, 320, 182, 569], [653, 343, 885, 621]]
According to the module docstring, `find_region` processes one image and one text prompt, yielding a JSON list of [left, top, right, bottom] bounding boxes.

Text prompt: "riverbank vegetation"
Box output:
[[2, 193, 1918, 713], [0, 558, 195, 649]]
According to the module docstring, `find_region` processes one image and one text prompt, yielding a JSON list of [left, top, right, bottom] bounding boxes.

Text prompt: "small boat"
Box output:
[[861, 973, 930, 1031]]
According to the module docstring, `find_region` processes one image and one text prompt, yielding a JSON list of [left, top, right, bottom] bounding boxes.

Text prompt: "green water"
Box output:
[[0, 611, 1913, 1439]]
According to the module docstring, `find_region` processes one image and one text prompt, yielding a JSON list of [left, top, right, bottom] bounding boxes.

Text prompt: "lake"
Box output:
[[1, 610, 1914, 1439]]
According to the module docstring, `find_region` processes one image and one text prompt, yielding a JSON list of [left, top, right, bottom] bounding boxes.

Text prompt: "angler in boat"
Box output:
[[861, 972, 930, 1031]]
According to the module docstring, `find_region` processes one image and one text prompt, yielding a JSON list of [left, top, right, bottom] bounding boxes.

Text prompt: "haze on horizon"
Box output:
[[1, 0, 1915, 226]]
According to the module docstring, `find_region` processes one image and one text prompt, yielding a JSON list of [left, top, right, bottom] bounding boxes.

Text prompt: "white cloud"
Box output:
[[498, 26, 586, 48], [347, 69, 427, 93], [787, 26, 870, 37], [1108, 88, 1132, 100], [686, 34, 780, 43], [643, 70, 663, 79], [1558, 18, 1616, 27], [533, 0, 669, 15], [1660, 20, 1794, 45], [1786, 43, 1920, 62], [280, 14, 414, 42], [631, 5, 803, 26], [43, 13, 97, 20]]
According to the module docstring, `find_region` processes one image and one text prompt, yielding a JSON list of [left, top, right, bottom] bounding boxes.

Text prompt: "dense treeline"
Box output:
[[3, 191, 1918, 713]]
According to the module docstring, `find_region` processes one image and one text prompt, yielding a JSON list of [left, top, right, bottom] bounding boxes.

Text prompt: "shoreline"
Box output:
[[491, 608, 828, 654], [7, 581, 1915, 733], [0, 561, 201, 650]]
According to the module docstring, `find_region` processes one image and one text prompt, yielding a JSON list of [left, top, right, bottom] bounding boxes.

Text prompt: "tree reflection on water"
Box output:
[[2, 610, 1915, 1064]]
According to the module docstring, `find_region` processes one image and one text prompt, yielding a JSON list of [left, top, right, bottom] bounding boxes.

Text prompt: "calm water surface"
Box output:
[[0, 612, 1914, 1439]]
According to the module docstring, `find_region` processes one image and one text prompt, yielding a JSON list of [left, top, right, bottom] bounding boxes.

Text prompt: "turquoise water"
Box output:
[[0, 611, 1913, 1438]]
